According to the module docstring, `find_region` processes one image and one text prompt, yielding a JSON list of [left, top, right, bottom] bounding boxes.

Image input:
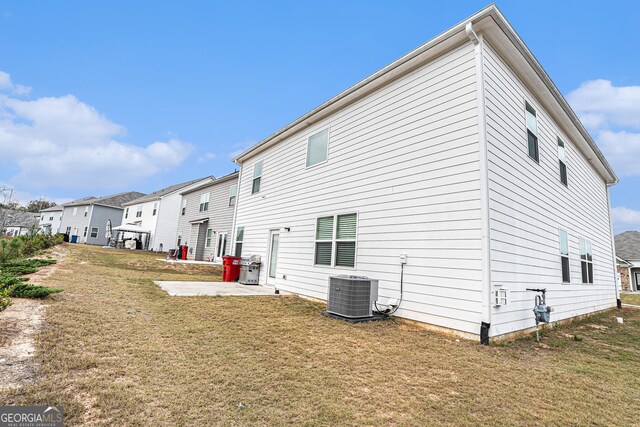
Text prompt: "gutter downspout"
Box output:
[[606, 184, 622, 308], [467, 22, 492, 344], [230, 166, 243, 258]]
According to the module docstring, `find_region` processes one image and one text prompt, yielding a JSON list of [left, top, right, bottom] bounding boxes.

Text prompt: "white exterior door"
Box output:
[[266, 230, 280, 286], [215, 232, 228, 262]]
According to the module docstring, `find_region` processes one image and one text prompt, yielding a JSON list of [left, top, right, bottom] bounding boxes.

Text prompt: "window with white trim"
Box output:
[[177, 231, 183, 246], [73, 207, 78, 216], [229, 184, 237, 207], [199, 193, 210, 212], [136, 205, 143, 218], [559, 229, 570, 283], [152, 202, 158, 216], [206, 229, 213, 247], [558, 138, 568, 186], [181, 199, 187, 215], [125, 207, 129, 219], [314, 213, 357, 268], [83, 227, 88, 237], [306, 128, 329, 167], [525, 102, 539, 162], [84, 207, 88, 217], [90, 227, 99, 238], [65, 226, 71, 235], [252, 161, 263, 194], [580, 238, 593, 284], [235, 226, 244, 257], [49, 216, 53, 221]]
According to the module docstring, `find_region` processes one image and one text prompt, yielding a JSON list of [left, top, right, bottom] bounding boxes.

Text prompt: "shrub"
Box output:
[[10, 283, 63, 298], [0, 287, 10, 311]]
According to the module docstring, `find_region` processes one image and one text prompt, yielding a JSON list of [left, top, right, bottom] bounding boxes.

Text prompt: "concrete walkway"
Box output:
[[157, 258, 222, 266], [154, 281, 280, 297]]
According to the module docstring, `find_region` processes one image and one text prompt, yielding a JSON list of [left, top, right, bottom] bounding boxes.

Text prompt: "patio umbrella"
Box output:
[[105, 219, 112, 244]]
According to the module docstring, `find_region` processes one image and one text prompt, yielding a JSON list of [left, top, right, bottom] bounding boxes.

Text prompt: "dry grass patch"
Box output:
[[1, 244, 639, 425]]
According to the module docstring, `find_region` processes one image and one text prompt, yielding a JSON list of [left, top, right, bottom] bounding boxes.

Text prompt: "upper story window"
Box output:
[[557, 138, 568, 186], [41, 215, 44, 221], [84, 207, 88, 217], [125, 207, 129, 219], [306, 128, 329, 168], [559, 229, 570, 283], [199, 193, 210, 212], [72, 207, 78, 216], [229, 184, 237, 207], [181, 199, 187, 215], [252, 161, 263, 194], [152, 202, 158, 216], [314, 213, 358, 268], [579, 238, 593, 284], [49, 216, 53, 221], [525, 102, 539, 162], [136, 205, 143, 218]]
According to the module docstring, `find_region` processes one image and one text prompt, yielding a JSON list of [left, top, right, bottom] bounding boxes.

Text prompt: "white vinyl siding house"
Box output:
[[231, 5, 618, 340], [234, 40, 484, 334]]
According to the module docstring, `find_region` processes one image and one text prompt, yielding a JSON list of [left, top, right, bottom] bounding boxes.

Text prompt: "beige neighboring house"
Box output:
[[176, 171, 239, 262], [615, 231, 640, 292]]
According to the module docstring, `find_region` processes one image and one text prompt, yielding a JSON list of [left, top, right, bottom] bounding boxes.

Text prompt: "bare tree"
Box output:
[[0, 186, 15, 235]]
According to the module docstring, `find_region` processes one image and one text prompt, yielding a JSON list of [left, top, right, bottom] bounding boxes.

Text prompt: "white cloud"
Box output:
[[0, 72, 194, 190], [0, 71, 31, 95], [567, 80, 640, 177], [197, 152, 217, 163], [568, 80, 640, 130], [611, 206, 640, 234]]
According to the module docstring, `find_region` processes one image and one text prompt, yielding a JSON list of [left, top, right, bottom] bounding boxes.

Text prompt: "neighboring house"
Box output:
[[121, 177, 215, 252], [231, 5, 618, 341], [1, 209, 40, 236], [614, 231, 640, 292], [59, 192, 145, 246], [38, 205, 65, 234], [176, 172, 239, 262]]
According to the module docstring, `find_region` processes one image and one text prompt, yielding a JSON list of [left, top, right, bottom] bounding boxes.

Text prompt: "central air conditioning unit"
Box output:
[[326, 275, 379, 319]]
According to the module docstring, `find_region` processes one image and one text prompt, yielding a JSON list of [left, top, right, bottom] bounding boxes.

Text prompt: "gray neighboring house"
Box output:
[[615, 231, 640, 292], [176, 171, 238, 262], [59, 192, 145, 246], [1, 209, 40, 236]]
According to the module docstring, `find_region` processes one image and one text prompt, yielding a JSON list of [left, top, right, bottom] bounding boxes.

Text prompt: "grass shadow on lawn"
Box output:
[[1, 244, 639, 426]]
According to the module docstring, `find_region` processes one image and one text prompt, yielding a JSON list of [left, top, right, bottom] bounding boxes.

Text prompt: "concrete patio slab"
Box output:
[[154, 281, 281, 297], [157, 258, 222, 266]]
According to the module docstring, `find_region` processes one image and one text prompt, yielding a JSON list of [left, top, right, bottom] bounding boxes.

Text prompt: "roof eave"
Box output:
[[232, 4, 617, 185]]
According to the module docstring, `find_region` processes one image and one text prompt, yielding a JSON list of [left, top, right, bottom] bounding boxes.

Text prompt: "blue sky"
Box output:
[[1, 1, 639, 231]]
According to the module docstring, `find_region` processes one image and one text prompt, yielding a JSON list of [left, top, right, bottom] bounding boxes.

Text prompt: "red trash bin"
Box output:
[[222, 256, 242, 282], [181, 245, 188, 260]]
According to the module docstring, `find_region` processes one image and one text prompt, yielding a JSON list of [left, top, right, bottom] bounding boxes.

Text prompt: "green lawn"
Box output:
[[621, 293, 640, 306], [1, 244, 639, 426]]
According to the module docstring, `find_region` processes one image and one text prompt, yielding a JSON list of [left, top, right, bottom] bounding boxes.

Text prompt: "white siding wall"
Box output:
[[39, 210, 63, 234], [153, 193, 182, 252], [121, 200, 159, 248], [234, 42, 484, 334], [482, 41, 616, 336]]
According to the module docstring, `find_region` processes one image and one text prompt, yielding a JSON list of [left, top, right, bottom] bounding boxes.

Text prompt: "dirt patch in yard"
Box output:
[[0, 298, 46, 390]]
